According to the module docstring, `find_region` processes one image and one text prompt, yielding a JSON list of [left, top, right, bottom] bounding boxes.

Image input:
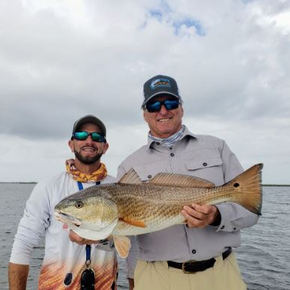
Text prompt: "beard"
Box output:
[[74, 151, 103, 165]]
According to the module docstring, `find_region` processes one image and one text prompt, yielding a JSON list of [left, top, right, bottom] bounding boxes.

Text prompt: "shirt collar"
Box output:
[[146, 125, 197, 150]]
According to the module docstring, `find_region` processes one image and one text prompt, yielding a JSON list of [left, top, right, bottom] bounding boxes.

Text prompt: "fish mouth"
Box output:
[[54, 212, 82, 227]]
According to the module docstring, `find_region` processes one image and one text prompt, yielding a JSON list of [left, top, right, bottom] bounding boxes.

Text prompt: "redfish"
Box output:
[[55, 164, 263, 258]]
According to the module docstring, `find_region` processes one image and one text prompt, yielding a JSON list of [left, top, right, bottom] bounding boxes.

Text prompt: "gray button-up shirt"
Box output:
[[117, 126, 259, 277]]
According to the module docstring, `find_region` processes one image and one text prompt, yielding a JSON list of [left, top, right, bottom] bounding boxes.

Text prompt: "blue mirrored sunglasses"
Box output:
[[73, 131, 106, 143], [145, 99, 180, 113]]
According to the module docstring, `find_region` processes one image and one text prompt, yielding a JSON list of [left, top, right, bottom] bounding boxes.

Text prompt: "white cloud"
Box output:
[[0, 0, 289, 184]]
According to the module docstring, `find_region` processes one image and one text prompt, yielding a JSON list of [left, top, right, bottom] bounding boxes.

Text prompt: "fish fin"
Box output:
[[224, 163, 263, 215], [119, 168, 142, 184], [149, 173, 215, 188], [119, 217, 147, 227], [113, 236, 131, 259]]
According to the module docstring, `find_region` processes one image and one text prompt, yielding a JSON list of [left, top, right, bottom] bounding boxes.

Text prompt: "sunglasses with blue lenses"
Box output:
[[145, 99, 180, 113], [73, 131, 106, 143]]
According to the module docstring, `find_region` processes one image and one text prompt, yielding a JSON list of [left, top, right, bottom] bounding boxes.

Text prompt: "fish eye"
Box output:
[[75, 201, 84, 209]]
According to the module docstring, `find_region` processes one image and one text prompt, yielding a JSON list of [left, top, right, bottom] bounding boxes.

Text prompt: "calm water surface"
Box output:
[[0, 184, 289, 289]]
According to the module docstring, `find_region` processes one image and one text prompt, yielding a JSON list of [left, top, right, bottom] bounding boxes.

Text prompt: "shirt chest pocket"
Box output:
[[132, 161, 167, 182], [185, 158, 223, 170], [184, 157, 224, 185]]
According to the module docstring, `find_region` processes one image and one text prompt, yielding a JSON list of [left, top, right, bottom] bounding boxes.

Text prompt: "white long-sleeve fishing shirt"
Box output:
[[10, 172, 118, 289]]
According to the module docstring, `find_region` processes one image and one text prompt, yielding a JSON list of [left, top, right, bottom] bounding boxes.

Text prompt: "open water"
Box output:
[[0, 184, 289, 289]]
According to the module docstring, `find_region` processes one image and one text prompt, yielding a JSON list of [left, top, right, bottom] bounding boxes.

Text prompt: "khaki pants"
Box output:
[[134, 252, 247, 290]]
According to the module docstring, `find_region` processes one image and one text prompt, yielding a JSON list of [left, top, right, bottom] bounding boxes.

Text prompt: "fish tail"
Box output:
[[226, 163, 263, 215]]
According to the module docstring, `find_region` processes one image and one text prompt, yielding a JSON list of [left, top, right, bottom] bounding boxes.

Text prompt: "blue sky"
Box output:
[[0, 0, 289, 184], [149, 4, 206, 35]]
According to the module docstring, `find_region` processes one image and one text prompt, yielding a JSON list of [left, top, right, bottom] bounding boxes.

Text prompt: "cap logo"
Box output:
[[150, 78, 171, 90]]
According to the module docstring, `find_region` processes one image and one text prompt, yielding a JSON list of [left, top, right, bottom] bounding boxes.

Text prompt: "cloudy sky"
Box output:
[[0, 0, 289, 184]]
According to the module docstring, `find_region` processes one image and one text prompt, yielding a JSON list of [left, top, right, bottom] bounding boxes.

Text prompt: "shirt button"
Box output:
[[203, 162, 208, 166], [192, 249, 196, 254], [170, 153, 175, 157]]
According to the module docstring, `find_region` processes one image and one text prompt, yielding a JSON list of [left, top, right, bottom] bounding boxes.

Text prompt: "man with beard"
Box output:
[[9, 115, 118, 290]]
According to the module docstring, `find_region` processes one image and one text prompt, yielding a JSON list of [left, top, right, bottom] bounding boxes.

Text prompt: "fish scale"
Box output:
[[106, 184, 229, 236], [55, 163, 263, 240]]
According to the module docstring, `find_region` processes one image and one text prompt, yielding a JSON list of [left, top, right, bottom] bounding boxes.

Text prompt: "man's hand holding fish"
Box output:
[[181, 203, 221, 228], [69, 230, 100, 245]]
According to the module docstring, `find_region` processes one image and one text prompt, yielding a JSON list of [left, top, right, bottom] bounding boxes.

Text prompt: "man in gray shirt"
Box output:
[[117, 75, 259, 290]]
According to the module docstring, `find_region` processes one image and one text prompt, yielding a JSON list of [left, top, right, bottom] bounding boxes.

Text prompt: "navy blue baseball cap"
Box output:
[[142, 75, 181, 106]]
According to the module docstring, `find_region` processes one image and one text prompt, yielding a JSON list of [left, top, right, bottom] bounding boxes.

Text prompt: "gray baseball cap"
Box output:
[[72, 115, 106, 136]]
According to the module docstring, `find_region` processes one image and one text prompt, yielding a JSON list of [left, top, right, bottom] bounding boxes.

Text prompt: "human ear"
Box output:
[[68, 140, 74, 152]]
